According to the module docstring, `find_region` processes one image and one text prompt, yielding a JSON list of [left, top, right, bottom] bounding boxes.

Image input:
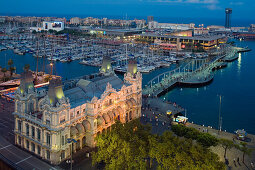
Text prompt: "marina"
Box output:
[[0, 4, 255, 169], [0, 39, 254, 135]]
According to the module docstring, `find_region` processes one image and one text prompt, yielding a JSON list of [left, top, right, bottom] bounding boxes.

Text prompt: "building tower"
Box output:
[[100, 56, 113, 76], [147, 16, 154, 23], [225, 8, 232, 28]]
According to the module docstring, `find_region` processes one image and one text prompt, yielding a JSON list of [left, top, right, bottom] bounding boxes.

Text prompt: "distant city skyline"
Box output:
[[1, 0, 255, 26]]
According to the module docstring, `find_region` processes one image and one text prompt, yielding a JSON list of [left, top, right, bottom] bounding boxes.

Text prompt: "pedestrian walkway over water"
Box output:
[[143, 45, 239, 97]]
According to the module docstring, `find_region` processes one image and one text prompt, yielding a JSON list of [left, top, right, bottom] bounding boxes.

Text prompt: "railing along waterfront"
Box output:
[[143, 45, 237, 96]]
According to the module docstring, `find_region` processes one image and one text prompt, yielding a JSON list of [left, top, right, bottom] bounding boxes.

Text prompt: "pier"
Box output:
[[143, 45, 238, 97]]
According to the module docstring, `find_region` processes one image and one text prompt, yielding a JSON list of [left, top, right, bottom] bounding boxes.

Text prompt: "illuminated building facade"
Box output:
[[138, 33, 227, 51], [13, 59, 142, 165]]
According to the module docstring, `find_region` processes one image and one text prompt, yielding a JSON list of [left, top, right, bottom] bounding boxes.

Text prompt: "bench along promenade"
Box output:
[[143, 44, 242, 97]]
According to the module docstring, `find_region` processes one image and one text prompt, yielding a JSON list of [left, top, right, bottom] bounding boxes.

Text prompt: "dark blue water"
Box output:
[[160, 40, 255, 134], [1, 39, 255, 134], [0, 52, 99, 80]]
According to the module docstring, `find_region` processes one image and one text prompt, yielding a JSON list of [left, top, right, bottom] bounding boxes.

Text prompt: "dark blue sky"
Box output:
[[1, 0, 254, 26]]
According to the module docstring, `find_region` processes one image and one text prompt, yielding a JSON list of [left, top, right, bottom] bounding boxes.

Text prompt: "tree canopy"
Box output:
[[92, 120, 225, 170], [172, 124, 219, 148]]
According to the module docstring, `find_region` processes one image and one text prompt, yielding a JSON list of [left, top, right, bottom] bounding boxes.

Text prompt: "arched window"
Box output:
[[129, 111, 132, 120], [125, 113, 128, 122], [82, 136, 86, 148]]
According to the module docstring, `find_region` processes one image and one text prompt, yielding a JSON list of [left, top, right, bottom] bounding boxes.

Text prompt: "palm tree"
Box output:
[[10, 67, 16, 77], [237, 142, 253, 163], [219, 138, 234, 158], [1, 68, 7, 81], [8, 59, 14, 77], [24, 64, 30, 72]]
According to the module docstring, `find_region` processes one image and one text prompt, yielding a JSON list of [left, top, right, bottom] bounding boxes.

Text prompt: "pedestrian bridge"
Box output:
[[142, 46, 237, 97]]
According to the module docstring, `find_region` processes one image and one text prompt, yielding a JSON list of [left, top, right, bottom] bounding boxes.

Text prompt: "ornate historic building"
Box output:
[[13, 59, 142, 164]]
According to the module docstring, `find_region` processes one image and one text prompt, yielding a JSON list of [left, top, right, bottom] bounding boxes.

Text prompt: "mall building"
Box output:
[[137, 33, 227, 51], [13, 58, 142, 164]]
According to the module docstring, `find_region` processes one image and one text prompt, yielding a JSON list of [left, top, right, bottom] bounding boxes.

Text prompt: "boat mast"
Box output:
[[43, 35, 46, 73], [36, 38, 39, 80]]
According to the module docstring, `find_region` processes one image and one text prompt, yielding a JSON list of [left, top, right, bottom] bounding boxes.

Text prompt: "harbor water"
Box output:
[[0, 39, 254, 134], [160, 40, 255, 134]]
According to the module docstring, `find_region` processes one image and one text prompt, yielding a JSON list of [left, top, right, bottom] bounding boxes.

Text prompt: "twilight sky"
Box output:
[[1, 0, 254, 25]]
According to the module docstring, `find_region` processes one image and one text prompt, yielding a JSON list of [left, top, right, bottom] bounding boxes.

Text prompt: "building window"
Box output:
[[29, 101, 34, 113], [65, 135, 67, 145], [37, 128, 41, 141], [83, 109, 85, 113], [61, 151, 65, 160], [70, 112, 74, 118], [18, 120, 22, 133], [77, 111, 80, 115], [46, 150, 50, 160], [26, 123, 29, 136], [62, 136, 65, 146], [18, 136, 21, 145], [17, 102, 21, 112], [31, 143, 35, 152], [46, 119, 50, 125], [60, 116, 65, 123], [26, 140, 29, 149], [31, 126, 35, 139], [46, 133, 51, 146], [37, 145, 41, 155]]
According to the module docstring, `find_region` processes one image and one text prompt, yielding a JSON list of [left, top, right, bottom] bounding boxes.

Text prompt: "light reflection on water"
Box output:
[[237, 53, 242, 75]]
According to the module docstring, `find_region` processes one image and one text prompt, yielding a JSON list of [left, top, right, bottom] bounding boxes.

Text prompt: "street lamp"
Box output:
[[50, 62, 53, 76], [217, 95, 223, 135], [67, 138, 77, 170]]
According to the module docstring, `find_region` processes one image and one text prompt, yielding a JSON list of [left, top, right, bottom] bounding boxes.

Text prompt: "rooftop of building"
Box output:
[[63, 73, 131, 108], [93, 28, 142, 33], [139, 33, 225, 41]]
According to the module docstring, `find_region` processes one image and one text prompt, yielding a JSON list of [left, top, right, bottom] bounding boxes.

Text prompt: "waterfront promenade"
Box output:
[[187, 123, 255, 170], [142, 97, 255, 170]]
